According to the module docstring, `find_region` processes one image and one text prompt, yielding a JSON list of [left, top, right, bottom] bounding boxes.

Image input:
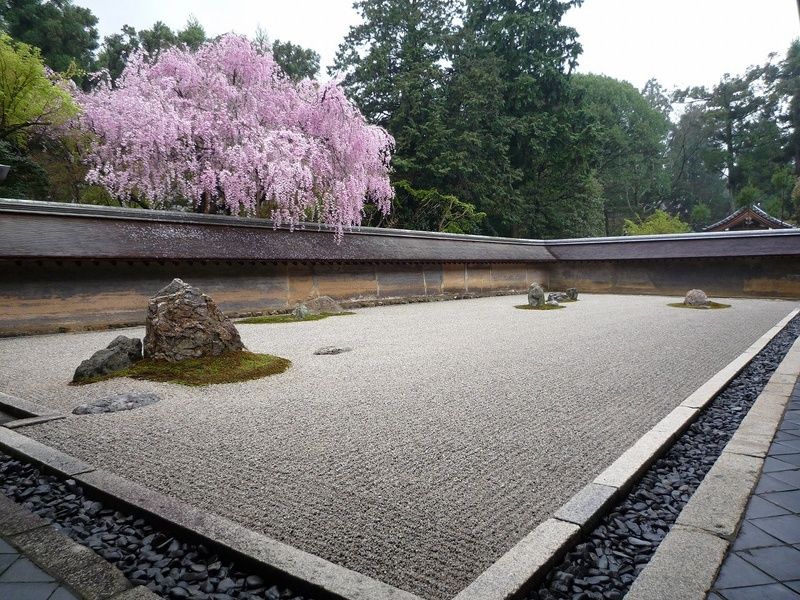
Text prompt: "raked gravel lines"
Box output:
[[0, 294, 796, 600]]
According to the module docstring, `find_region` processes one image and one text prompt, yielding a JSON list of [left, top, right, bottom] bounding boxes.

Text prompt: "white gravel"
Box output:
[[0, 294, 796, 599]]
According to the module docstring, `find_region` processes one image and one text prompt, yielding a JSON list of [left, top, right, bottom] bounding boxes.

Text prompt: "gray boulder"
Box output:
[[73, 336, 142, 382], [684, 289, 709, 307], [545, 299, 561, 307], [143, 279, 244, 362], [528, 283, 545, 307], [547, 292, 569, 303], [304, 295, 344, 314], [566, 288, 578, 301], [292, 303, 311, 319], [73, 392, 160, 415]]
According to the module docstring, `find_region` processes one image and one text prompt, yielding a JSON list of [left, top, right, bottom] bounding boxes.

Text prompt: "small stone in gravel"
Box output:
[[314, 346, 352, 355]]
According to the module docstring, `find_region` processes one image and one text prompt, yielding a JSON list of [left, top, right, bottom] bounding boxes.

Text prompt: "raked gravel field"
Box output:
[[0, 294, 796, 599]]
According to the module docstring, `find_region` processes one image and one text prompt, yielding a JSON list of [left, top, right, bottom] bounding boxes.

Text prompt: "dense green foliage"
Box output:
[[623, 210, 691, 235], [573, 74, 670, 234], [0, 34, 79, 199], [1, 1, 798, 237]]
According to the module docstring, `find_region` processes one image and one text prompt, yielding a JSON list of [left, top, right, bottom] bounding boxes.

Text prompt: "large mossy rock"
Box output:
[[528, 283, 545, 307], [73, 336, 142, 382], [144, 279, 244, 362]]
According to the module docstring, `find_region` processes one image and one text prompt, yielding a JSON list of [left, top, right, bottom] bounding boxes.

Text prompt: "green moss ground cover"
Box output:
[[237, 312, 355, 324], [514, 304, 566, 311], [667, 302, 731, 310], [72, 351, 291, 386]]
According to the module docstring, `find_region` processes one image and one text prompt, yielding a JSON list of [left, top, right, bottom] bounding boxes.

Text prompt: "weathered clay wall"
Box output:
[[0, 259, 548, 336], [549, 257, 800, 299], [1, 199, 798, 336]]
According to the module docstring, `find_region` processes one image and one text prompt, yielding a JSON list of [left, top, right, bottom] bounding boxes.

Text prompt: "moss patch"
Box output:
[[514, 303, 566, 310], [237, 312, 355, 324], [72, 351, 291, 386], [667, 302, 731, 310]]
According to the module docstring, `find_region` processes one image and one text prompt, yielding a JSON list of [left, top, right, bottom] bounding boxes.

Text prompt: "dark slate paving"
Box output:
[[0, 535, 78, 600], [710, 387, 800, 600]]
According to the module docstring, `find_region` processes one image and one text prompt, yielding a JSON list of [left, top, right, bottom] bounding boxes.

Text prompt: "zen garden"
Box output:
[[1, 2, 800, 600]]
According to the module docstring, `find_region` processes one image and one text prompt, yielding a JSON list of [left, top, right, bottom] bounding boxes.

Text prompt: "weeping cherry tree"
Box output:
[[78, 34, 395, 237]]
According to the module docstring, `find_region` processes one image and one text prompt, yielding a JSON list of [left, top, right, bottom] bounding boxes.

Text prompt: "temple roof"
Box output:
[[703, 205, 796, 232]]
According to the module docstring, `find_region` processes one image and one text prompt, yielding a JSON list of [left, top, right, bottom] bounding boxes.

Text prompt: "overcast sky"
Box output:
[[76, 0, 799, 91]]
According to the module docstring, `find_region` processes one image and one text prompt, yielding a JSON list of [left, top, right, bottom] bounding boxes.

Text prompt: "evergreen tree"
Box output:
[[461, 0, 603, 238], [0, 0, 99, 72]]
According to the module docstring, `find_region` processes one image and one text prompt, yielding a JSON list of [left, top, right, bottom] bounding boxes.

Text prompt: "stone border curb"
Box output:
[[4, 414, 67, 429], [0, 390, 62, 422], [624, 332, 800, 600], [452, 307, 799, 600], [0, 443, 423, 600], [0, 494, 156, 599], [72, 469, 424, 600]]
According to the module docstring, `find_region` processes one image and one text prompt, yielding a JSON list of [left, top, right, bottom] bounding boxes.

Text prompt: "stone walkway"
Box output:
[[709, 381, 800, 600], [0, 534, 78, 600]]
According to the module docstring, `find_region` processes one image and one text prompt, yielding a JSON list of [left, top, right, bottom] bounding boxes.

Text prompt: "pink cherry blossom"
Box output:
[[78, 34, 394, 237]]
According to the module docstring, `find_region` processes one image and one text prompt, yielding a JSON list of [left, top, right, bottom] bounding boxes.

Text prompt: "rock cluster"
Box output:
[[0, 452, 308, 600], [531, 314, 800, 600], [528, 283, 545, 307], [144, 279, 244, 362], [73, 336, 142, 382], [73, 392, 161, 415], [684, 289, 709, 307], [547, 288, 579, 303]]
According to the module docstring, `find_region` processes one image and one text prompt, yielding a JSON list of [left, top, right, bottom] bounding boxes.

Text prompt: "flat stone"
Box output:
[[714, 552, 773, 589], [715, 583, 800, 600], [748, 514, 800, 544], [737, 545, 800, 581], [0, 581, 59, 600], [72, 392, 161, 416], [313, 347, 352, 355], [732, 521, 785, 551], [554, 483, 617, 530], [676, 452, 762, 538], [452, 519, 580, 600], [0, 557, 54, 582], [624, 525, 728, 600]]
